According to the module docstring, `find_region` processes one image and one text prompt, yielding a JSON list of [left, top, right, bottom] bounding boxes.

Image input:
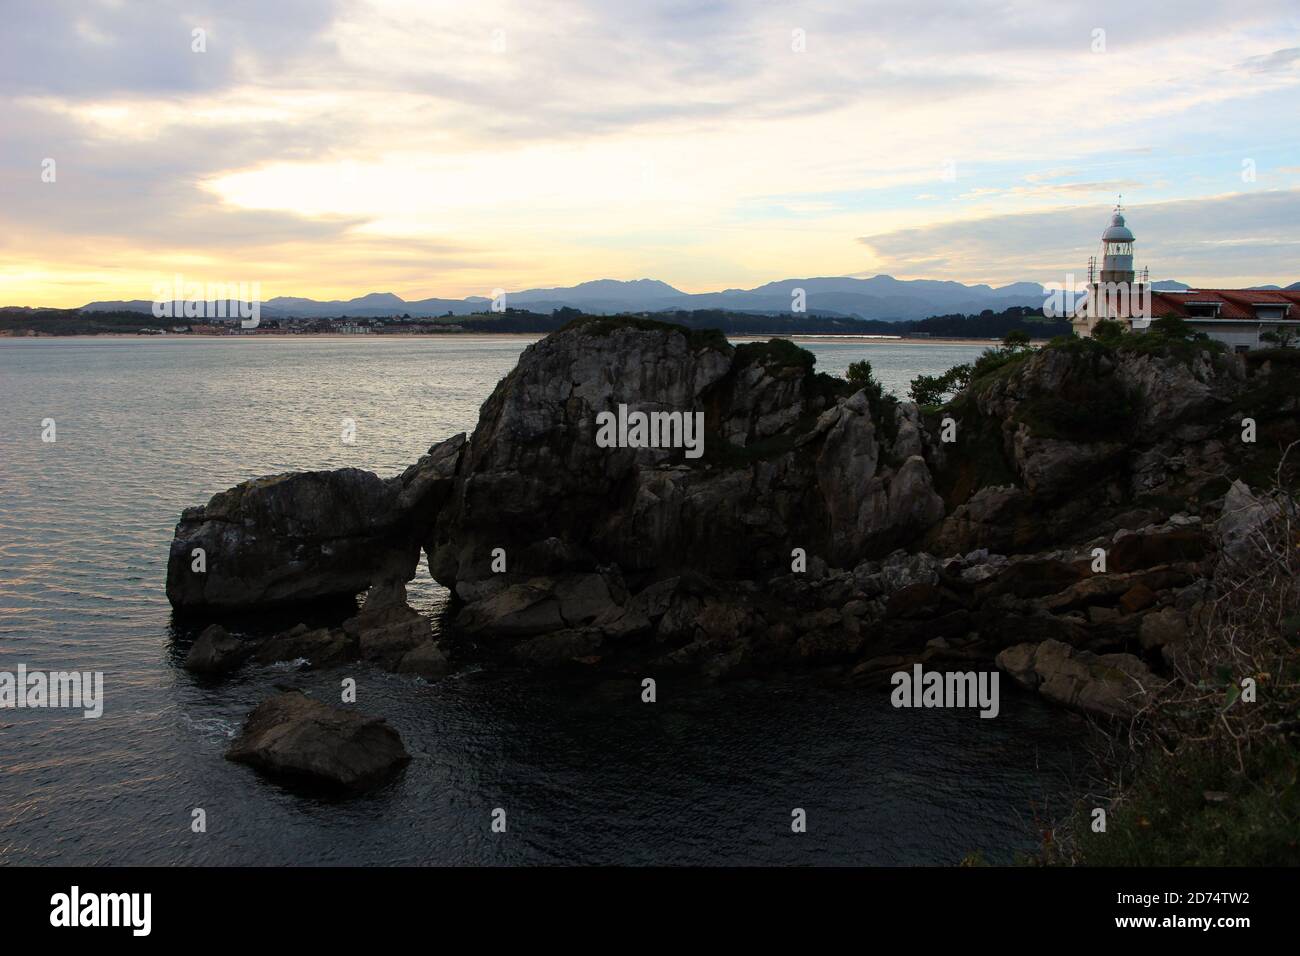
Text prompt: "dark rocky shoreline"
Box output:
[[165, 317, 1296, 791]]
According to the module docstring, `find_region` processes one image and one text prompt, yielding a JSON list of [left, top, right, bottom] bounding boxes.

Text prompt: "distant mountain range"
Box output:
[[64, 275, 1300, 322], [75, 276, 1052, 322]]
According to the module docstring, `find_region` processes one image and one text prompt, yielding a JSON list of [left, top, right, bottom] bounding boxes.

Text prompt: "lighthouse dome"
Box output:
[[1102, 211, 1134, 241]]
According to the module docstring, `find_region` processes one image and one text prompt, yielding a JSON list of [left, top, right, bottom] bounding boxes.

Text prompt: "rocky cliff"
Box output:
[[165, 319, 1297, 718]]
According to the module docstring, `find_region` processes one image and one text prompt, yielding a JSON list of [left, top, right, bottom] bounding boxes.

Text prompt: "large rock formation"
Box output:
[[166, 319, 1295, 716], [927, 344, 1276, 555], [426, 321, 943, 632], [166, 434, 464, 611]]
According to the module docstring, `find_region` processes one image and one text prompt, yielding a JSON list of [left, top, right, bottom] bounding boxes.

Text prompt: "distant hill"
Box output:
[[74, 274, 1052, 322], [2, 303, 1068, 340], [63, 274, 1300, 322]]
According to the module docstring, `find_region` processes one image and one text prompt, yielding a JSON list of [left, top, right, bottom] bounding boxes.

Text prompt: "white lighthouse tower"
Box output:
[[1098, 204, 1135, 284], [1074, 199, 1150, 336]]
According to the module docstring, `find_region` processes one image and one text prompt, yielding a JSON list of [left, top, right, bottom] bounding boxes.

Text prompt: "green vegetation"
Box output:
[[2, 302, 1070, 340], [733, 336, 815, 371], [969, 330, 1036, 383], [901, 305, 1067, 340], [1060, 743, 1300, 866], [845, 359, 899, 441], [0, 309, 182, 335], [1261, 327, 1298, 348], [1114, 315, 1226, 364], [1016, 393, 1134, 442], [1246, 346, 1300, 367], [908, 330, 1034, 409], [908, 363, 971, 407], [563, 313, 730, 352]]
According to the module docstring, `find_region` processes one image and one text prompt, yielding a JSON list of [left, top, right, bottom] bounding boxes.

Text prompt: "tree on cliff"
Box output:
[[845, 360, 899, 430]]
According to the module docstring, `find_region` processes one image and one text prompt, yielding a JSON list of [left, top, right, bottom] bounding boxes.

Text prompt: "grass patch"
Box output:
[[1065, 744, 1300, 866]]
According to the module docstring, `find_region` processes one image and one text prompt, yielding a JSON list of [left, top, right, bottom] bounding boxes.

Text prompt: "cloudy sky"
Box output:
[[2, 0, 1299, 307]]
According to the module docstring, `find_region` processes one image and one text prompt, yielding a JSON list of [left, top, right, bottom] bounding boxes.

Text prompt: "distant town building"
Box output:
[[1072, 202, 1299, 351]]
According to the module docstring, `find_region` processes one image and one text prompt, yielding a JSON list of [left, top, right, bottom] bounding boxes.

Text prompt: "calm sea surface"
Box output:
[[0, 335, 1085, 865]]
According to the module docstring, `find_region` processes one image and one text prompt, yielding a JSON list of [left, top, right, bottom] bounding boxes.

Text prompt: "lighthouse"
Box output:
[[1074, 200, 1150, 337], [1098, 205, 1135, 284]]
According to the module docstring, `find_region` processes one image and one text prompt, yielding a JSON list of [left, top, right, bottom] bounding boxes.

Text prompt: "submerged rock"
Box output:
[[184, 624, 250, 674], [394, 640, 452, 680], [226, 692, 409, 791], [253, 623, 353, 669]]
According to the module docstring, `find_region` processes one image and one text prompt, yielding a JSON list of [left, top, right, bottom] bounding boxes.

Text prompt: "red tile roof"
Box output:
[[1151, 289, 1300, 321]]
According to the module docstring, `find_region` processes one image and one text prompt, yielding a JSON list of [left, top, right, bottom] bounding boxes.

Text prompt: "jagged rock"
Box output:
[[958, 550, 1010, 584], [166, 434, 465, 612], [1215, 479, 1285, 567], [1139, 606, 1187, 651], [1109, 528, 1208, 572], [554, 573, 622, 627], [350, 605, 430, 665], [931, 485, 1027, 555], [794, 627, 865, 663], [854, 550, 942, 595], [254, 623, 353, 668], [459, 581, 566, 636], [886, 582, 962, 620], [336, 581, 432, 665], [358, 579, 409, 611], [851, 654, 916, 683], [184, 624, 250, 674], [981, 558, 1085, 600], [1119, 582, 1158, 614], [395, 641, 452, 680], [1112, 350, 1226, 431], [162, 318, 1291, 696], [892, 402, 926, 460], [996, 639, 1165, 718], [426, 320, 946, 633], [1038, 567, 1193, 612], [1012, 430, 1128, 497], [988, 613, 1089, 649], [1086, 605, 1121, 625], [226, 692, 410, 791], [797, 607, 843, 632], [509, 628, 603, 666], [885, 455, 946, 531]]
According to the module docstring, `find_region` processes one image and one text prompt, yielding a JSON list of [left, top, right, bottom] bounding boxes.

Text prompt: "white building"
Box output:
[[1072, 204, 1300, 351]]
